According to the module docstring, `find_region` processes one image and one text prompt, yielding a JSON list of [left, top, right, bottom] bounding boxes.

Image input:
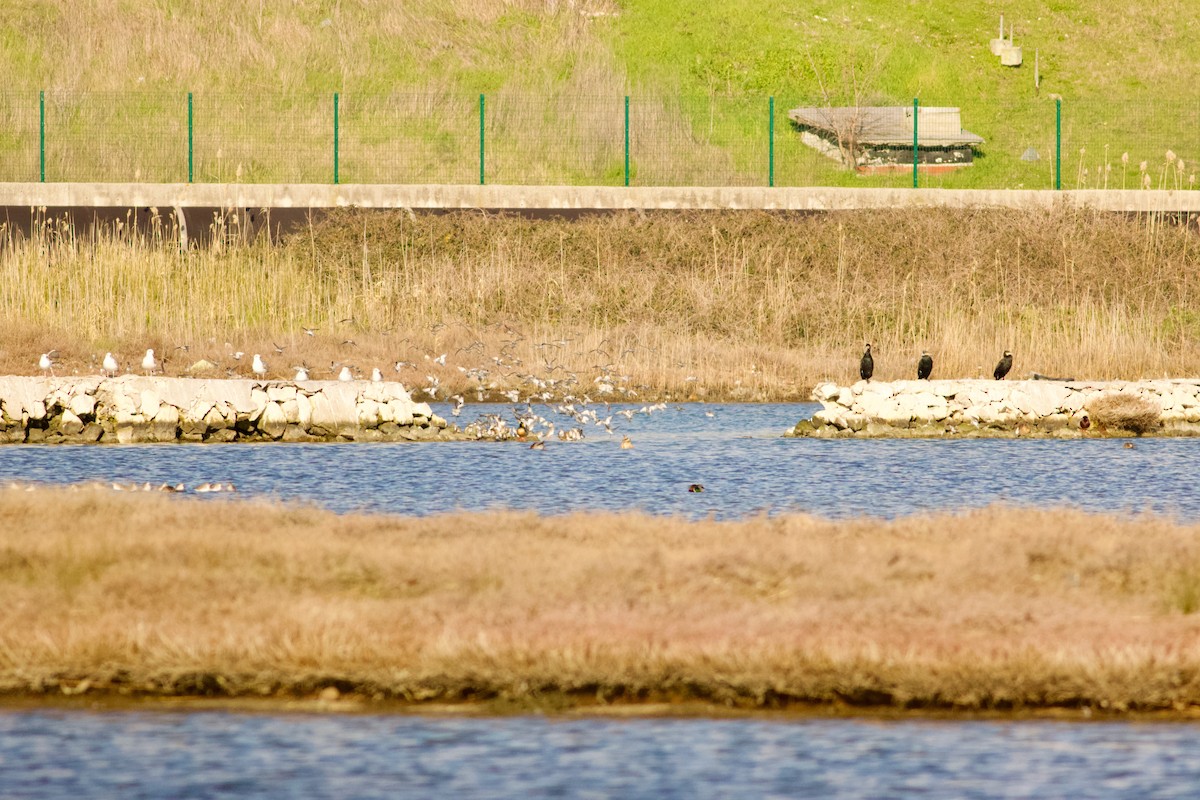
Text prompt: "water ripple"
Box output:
[[1, 711, 1198, 799], [1, 403, 1197, 521]]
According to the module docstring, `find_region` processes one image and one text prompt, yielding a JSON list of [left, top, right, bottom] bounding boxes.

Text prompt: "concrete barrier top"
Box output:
[[4, 183, 1200, 213]]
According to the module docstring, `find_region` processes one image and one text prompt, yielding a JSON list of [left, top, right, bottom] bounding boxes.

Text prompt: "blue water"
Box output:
[[0, 403, 1195, 520], [1, 710, 1197, 799], [3, 402, 1198, 798]]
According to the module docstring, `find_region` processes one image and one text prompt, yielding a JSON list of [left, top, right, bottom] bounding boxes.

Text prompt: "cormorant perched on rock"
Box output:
[[917, 350, 933, 380], [860, 343, 874, 381], [993, 350, 1013, 380]]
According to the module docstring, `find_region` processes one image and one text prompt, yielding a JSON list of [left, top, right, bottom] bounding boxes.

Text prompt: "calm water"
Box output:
[[3, 403, 1198, 798], [0, 402, 1195, 520], [3, 710, 1199, 800]]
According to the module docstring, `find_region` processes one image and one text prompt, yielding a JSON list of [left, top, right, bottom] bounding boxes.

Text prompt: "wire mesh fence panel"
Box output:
[[8, 90, 1200, 190], [40, 91, 184, 183], [0, 93, 41, 182], [487, 93, 624, 186], [1061, 99, 1200, 191], [339, 92, 478, 185], [627, 95, 771, 186], [778, 103, 918, 188], [911, 98, 1052, 190], [191, 94, 330, 184]]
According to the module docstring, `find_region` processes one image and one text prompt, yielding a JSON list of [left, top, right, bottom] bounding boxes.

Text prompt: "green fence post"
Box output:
[[39, 90, 45, 182], [912, 98, 919, 188], [768, 96, 775, 187], [1055, 98, 1062, 191], [187, 92, 193, 183], [624, 95, 630, 187], [479, 93, 485, 185], [333, 92, 339, 185]]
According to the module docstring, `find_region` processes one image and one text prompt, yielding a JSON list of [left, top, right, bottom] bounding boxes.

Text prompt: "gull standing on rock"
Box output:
[[338, 366, 354, 382], [371, 367, 383, 382], [252, 354, 267, 379], [38, 351, 57, 377], [102, 352, 119, 377], [294, 366, 309, 381], [142, 349, 158, 375]]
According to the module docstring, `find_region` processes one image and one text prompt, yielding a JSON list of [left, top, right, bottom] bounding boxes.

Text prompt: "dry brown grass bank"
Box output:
[[3, 208, 1200, 401], [3, 485, 1200, 713]]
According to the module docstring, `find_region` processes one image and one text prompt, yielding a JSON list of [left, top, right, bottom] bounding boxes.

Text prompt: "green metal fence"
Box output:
[[2, 91, 1198, 189]]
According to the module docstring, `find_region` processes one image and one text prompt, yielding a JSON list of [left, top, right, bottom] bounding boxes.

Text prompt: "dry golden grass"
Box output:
[[3, 207, 1200, 400], [1087, 393, 1163, 435], [3, 485, 1200, 713]]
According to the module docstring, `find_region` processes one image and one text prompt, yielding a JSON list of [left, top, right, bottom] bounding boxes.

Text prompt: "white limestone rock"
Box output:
[[258, 402, 288, 439], [59, 409, 84, 436]]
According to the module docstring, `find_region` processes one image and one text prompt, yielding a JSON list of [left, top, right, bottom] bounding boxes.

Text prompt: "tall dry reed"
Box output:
[[2, 208, 1199, 399], [2, 486, 1200, 712]]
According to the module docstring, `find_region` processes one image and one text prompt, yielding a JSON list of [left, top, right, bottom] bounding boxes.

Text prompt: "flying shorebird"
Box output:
[[102, 352, 119, 377], [338, 366, 354, 382], [917, 350, 933, 380], [252, 354, 267, 378], [141, 349, 158, 375]]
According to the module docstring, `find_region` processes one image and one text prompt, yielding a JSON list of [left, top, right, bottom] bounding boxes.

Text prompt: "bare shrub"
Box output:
[[1087, 392, 1162, 434]]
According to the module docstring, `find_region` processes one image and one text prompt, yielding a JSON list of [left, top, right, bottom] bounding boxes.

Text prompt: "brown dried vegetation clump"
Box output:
[[3, 486, 1200, 713], [1087, 393, 1162, 435]]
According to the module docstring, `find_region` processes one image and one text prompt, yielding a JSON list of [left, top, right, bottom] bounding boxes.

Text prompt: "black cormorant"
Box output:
[[993, 350, 1013, 380], [917, 350, 933, 380], [860, 343, 874, 381]]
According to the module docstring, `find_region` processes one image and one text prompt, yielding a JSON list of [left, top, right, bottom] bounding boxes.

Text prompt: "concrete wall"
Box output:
[[5, 182, 1200, 213]]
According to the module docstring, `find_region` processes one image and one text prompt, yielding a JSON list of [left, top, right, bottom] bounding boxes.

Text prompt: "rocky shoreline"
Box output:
[[0, 375, 467, 444], [790, 379, 1200, 438]]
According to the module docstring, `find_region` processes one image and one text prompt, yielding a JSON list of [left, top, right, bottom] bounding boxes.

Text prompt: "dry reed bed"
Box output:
[[2, 486, 1200, 713], [2, 208, 1200, 400]]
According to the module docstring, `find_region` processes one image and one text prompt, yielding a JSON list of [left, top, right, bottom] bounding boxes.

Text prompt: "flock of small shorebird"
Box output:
[[858, 344, 1015, 382]]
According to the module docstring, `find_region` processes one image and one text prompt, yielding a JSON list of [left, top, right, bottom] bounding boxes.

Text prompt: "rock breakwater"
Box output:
[[0, 376, 465, 444], [790, 379, 1200, 438]]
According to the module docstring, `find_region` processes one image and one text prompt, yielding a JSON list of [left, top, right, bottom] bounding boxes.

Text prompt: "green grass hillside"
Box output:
[[2, 1, 1197, 187]]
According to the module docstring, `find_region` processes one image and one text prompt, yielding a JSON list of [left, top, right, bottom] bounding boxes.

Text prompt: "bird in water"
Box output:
[[620, 435, 634, 449], [917, 350, 933, 380], [859, 343, 874, 381], [993, 350, 1013, 380], [102, 352, 119, 377], [141, 349, 158, 375], [529, 440, 545, 450], [688, 484, 705, 493]]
